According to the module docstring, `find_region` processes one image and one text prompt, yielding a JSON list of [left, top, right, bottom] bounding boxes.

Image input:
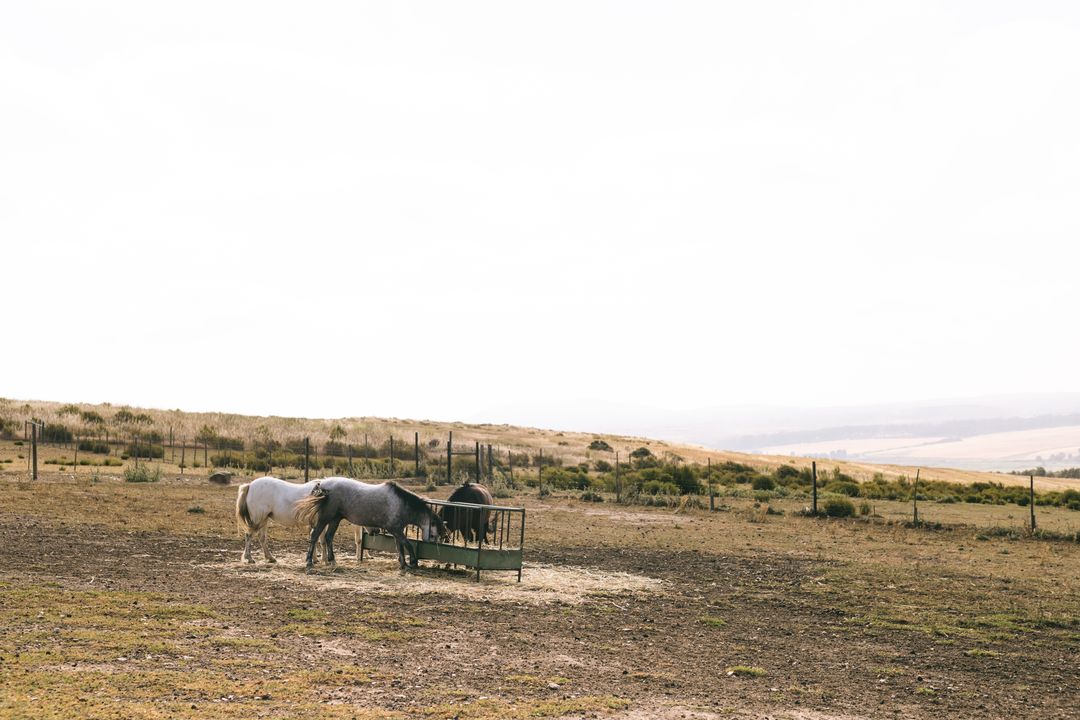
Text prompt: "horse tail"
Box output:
[[294, 492, 326, 528], [236, 483, 255, 535]]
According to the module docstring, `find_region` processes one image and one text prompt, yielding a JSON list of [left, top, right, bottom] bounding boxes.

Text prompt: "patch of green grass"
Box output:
[[727, 665, 766, 677], [698, 615, 727, 627], [964, 648, 1000, 657], [286, 608, 326, 621]]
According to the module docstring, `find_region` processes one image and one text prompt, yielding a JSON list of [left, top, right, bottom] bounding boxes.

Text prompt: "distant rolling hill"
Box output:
[[753, 421, 1080, 472]]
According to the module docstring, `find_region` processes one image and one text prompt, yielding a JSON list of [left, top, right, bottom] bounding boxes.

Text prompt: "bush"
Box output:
[[752, 476, 776, 491], [124, 465, 161, 483], [580, 490, 604, 502], [594, 459, 613, 472], [125, 444, 164, 459], [825, 480, 860, 497], [670, 465, 702, 494], [823, 498, 855, 517], [774, 465, 801, 481], [78, 440, 110, 454], [588, 439, 613, 452], [630, 447, 653, 459], [642, 480, 680, 496], [41, 423, 73, 444]]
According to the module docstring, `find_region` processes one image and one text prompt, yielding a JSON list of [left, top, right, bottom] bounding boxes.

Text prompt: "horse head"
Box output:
[[424, 509, 449, 543]]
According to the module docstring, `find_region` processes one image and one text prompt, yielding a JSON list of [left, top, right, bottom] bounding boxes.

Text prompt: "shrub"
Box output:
[[125, 444, 164, 459], [41, 423, 73, 444], [825, 480, 860, 497], [823, 498, 855, 517], [580, 490, 604, 502], [124, 465, 161, 483], [594, 459, 613, 472], [751, 476, 776, 491], [774, 465, 802, 482], [78, 440, 110, 454], [670, 465, 701, 494], [858, 501, 872, 516], [642, 480, 680, 496], [630, 447, 653, 459], [588, 439, 613, 452]]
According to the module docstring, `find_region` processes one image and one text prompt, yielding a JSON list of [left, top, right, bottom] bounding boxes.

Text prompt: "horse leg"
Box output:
[[242, 531, 255, 564], [306, 520, 328, 569], [323, 518, 341, 567], [392, 531, 409, 570], [354, 526, 362, 562], [261, 526, 276, 563]]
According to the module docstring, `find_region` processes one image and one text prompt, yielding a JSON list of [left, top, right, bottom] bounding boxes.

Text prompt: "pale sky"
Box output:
[[3, 2, 1079, 430]]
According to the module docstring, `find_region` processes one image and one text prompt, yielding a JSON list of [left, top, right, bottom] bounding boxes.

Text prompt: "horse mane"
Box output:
[[387, 481, 432, 518]]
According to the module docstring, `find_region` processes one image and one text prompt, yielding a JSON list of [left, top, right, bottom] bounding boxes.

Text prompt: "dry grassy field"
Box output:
[[5, 399, 1073, 491], [1, 466, 1078, 720]]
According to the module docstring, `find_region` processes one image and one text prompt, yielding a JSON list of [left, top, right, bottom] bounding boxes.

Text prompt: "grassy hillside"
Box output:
[[3, 397, 1075, 492]]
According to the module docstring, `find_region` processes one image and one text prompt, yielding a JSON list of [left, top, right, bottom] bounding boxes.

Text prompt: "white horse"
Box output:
[[235, 476, 361, 564]]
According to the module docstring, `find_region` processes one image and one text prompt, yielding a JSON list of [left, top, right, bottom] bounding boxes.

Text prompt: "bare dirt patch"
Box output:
[[215, 553, 662, 606]]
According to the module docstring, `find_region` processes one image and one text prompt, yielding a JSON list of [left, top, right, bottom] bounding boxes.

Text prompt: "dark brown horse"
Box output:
[[442, 481, 495, 544]]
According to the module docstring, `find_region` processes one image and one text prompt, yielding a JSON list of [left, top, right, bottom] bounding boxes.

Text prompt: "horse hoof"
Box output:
[[305, 565, 316, 574], [266, 557, 277, 564], [243, 557, 255, 565]]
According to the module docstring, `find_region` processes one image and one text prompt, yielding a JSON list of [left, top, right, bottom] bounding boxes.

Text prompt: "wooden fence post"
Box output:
[[539, 448, 543, 495], [811, 461, 817, 516], [31, 423, 38, 481], [446, 431, 452, 485], [1030, 475, 1036, 531], [508, 449, 514, 484], [708, 457, 714, 511], [912, 468, 920, 526], [617, 453, 626, 505], [304, 437, 310, 482], [474, 441, 480, 482], [414, 432, 420, 477], [390, 436, 395, 476]]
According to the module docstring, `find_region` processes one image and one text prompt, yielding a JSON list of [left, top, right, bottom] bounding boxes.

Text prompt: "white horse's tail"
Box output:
[[236, 483, 256, 535]]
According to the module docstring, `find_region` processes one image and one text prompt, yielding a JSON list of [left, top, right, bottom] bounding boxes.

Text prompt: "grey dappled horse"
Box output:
[[294, 478, 447, 569]]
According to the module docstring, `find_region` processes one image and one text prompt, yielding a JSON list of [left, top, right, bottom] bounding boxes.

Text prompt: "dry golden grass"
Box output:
[[1, 397, 1072, 490]]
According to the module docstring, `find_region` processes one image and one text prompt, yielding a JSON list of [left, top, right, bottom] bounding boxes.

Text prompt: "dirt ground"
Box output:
[[0, 473, 1078, 719]]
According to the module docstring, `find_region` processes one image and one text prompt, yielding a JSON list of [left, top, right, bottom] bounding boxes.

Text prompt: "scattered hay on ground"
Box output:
[[209, 553, 661, 606]]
